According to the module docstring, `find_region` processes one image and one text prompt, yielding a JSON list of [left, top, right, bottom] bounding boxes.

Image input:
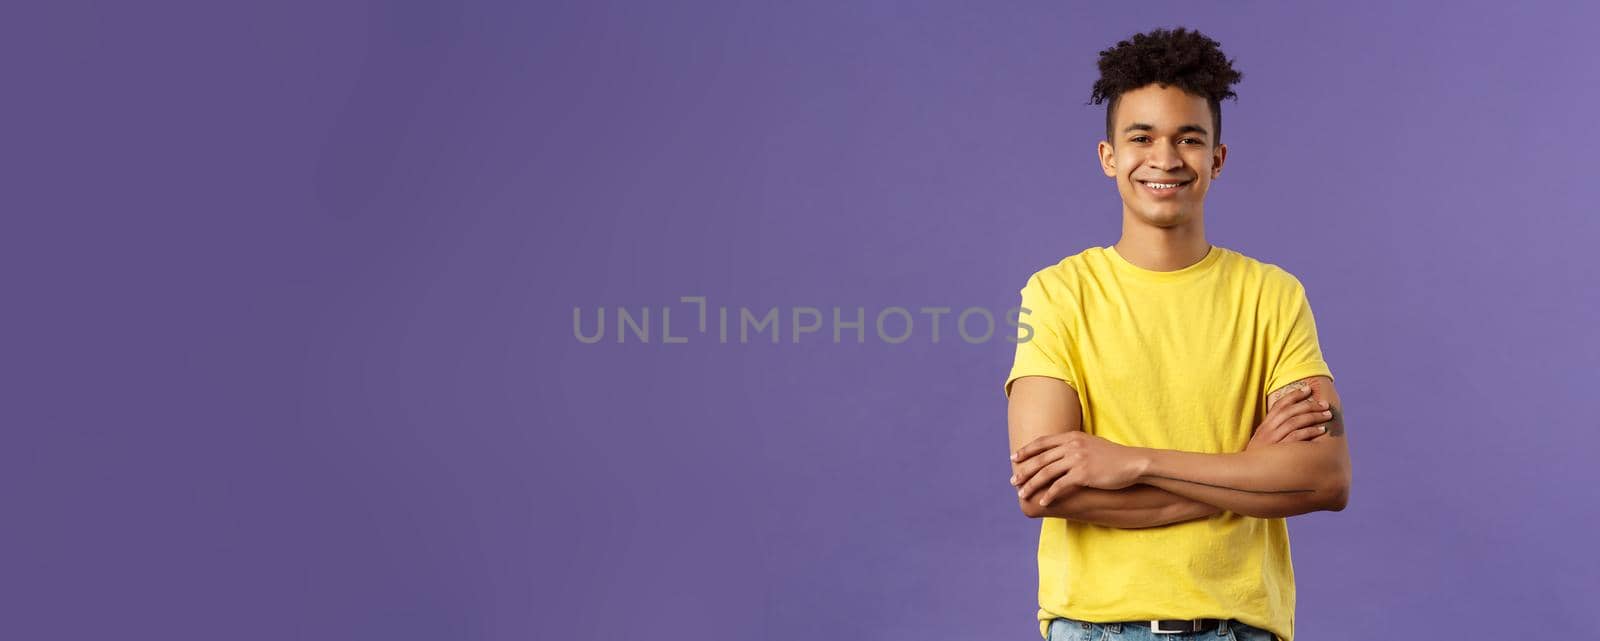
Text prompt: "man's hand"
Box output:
[[1010, 431, 1147, 507], [1246, 382, 1334, 451]]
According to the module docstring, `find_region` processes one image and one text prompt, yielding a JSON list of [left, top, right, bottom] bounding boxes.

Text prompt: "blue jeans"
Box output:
[[1045, 618, 1279, 641]]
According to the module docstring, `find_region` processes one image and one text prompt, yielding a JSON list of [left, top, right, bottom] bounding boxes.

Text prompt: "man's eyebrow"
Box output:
[[1121, 123, 1211, 137]]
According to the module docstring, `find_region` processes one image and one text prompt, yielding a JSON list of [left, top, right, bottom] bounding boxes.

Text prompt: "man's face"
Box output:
[[1097, 83, 1228, 229]]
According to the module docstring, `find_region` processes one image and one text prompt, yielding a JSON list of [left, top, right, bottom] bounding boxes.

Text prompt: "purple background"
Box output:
[[5, 1, 1597, 639]]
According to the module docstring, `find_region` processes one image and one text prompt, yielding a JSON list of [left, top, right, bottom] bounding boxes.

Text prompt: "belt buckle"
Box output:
[[1150, 620, 1197, 635]]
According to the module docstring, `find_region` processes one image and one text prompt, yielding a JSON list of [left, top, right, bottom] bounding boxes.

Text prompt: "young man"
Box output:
[[1003, 28, 1350, 641]]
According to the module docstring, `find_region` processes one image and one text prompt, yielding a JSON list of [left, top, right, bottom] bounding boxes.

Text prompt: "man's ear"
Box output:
[[1211, 142, 1228, 178], [1097, 140, 1116, 178]]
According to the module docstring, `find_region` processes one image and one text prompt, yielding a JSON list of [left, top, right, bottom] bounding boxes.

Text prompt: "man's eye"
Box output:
[[1180, 138, 1201, 145], [1130, 136, 1150, 143]]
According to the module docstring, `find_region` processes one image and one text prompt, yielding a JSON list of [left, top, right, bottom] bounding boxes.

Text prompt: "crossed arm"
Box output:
[[1005, 375, 1350, 525]]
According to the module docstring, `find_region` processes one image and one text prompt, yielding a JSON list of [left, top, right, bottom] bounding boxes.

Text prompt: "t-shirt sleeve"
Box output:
[[1003, 273, 1080, 399], [1264, 273, 1335, 397]]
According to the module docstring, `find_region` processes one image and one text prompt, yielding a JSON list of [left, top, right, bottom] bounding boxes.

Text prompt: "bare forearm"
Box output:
[[1135, 442, 1349, 518], [1028, 483, 1220, 528]]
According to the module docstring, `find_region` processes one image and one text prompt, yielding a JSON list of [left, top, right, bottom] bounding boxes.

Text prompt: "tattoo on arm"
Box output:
[[1324, 405, 1345, 437], [1266, 380, 1307, 409]]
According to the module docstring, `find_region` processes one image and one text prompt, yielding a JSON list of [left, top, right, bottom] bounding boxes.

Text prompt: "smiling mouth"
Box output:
[[1132, 177, 1196, 195], [1139, 179, 1192, 191]]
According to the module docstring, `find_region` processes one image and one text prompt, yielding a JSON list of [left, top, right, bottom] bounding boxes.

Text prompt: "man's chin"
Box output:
[[1133, 208, 1194, 229]]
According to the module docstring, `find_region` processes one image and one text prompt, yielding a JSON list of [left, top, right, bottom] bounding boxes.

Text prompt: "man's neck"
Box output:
[[1112, 216, 1211, 272]]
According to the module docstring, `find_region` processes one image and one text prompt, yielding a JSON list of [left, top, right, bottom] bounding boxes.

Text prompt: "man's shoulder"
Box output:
[[1020, 246, 1108, 289], [1219, 246, 1306, 292]]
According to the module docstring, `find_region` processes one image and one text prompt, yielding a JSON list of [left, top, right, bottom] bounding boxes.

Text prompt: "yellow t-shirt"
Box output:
[[1004, 244, 1333, 641]]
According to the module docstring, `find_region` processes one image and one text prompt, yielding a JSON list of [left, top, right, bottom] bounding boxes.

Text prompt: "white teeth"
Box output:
[[1143, 181, 1183, 190]]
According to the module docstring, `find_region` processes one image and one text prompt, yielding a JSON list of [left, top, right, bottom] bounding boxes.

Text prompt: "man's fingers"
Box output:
[[1270, 409, 1333, 443], [1284, 424, 1329, 442], [1268, 397, 1322, 425], [1264, 397, 1327, 437], [1011, 448, 1062, 487], [1018, 457, 1065, 500], [1252, 387, 1324, 448], [1287, 407, 1333, 431], [1012, 433, 1059, 463], [1038, 469, 1085, 507], [1018, 456, 1071, 500]]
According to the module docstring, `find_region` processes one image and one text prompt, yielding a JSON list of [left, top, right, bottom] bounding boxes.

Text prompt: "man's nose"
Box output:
[[1148, 143, 1184, 171]]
